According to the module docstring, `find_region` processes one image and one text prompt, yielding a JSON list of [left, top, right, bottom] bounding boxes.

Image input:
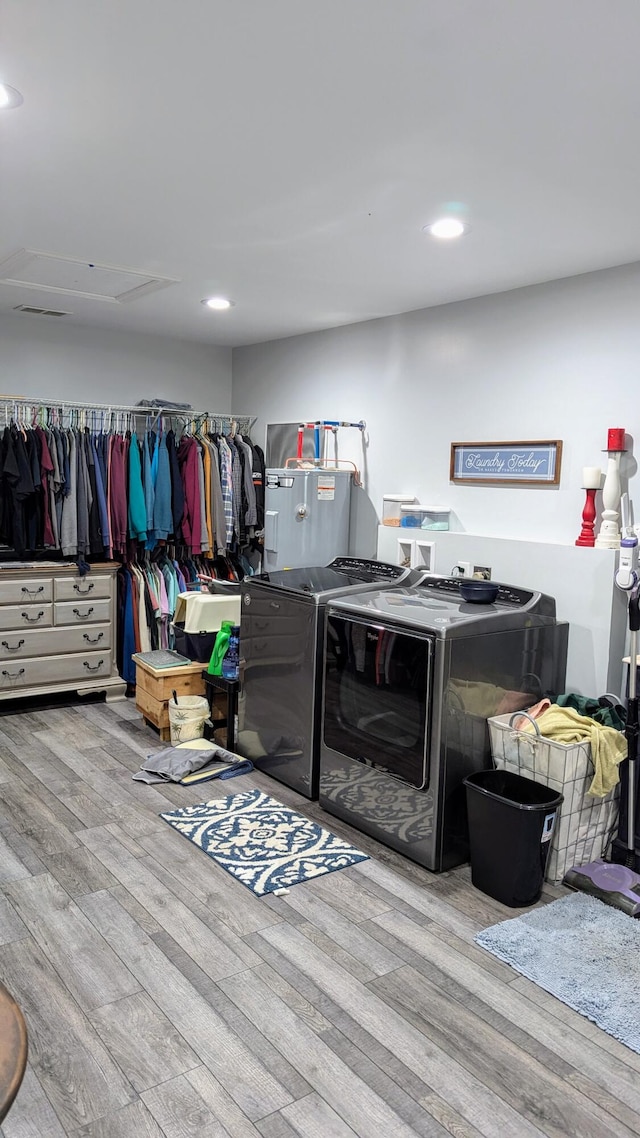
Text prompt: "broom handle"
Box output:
[[626, 586, 639, 858]]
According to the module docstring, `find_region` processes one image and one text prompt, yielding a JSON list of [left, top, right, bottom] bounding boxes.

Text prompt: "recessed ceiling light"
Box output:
[[0, 83, 24, 110], [202, 296, 234, 311], [423, 218, 468, 240]]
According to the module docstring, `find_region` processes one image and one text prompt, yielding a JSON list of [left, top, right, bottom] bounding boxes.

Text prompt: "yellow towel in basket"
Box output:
[[518, 705, 627, 797]]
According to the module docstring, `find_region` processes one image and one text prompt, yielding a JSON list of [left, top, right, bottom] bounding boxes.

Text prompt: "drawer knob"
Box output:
[[21, 611, 44, 624], [1, 640, 24, 652], [2, 668, 25, 679], [73, 581, 94, 593], [73, 607, 94, 620], [83, 632, 104, 644], [21, 585, 44, 596], [83, 660, 104, 672]]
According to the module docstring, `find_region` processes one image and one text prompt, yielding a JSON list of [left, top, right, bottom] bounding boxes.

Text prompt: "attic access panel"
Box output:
[[0, 249, 179, 303]]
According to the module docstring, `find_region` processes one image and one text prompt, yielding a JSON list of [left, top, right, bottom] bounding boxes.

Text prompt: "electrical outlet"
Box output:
[[473, 565, 492, 580], [453, 561, 472, 577]]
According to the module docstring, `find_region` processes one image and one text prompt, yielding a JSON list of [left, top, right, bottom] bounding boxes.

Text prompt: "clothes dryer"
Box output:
[[319, 575, 569, 871], [236, 557, 420, 797]]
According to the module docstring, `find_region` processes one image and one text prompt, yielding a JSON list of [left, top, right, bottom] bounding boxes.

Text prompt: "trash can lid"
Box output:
[[463, 768, 563, 810]]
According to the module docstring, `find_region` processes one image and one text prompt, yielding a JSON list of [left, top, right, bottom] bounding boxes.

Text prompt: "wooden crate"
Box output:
[[135, 686, 172, 740], [135, 659, 206, 701], [134, 658, 207, 742]]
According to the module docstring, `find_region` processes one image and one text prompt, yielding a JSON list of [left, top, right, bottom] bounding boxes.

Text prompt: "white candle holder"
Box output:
[[595, 451, 623, 548]]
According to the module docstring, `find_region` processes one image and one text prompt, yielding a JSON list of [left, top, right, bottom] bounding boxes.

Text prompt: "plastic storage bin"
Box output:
[[174, 592, 241, 633], [382, 495, 416, 526], [463, 768, 563, 906], [399, 504, 451, 529], [172, 591, 242, 663], [421, 506, 450, 531], [400, 505, 428, 527], [173, 625, 217, 663]]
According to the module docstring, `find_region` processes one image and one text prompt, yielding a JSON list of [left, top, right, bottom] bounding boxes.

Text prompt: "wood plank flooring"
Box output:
[[0, 699, 639, 1137]]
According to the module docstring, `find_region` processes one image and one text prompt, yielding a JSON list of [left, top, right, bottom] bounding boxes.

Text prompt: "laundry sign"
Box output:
[[450, 440, 562, 486]]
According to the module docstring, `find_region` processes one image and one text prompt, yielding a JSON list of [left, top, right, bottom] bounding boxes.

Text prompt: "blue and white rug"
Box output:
[[475, 892, 640, 1053], [160, 788, 369, 895]]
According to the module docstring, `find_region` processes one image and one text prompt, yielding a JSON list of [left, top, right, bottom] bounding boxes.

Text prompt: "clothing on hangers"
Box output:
[[0, 402, 259, 573]]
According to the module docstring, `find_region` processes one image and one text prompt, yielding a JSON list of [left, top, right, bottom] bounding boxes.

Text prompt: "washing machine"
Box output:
[[319, 575, 569, 871], [236, 557, 422, 798]]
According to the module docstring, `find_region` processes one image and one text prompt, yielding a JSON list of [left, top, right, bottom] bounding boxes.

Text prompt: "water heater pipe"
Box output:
[[284, 456, 362, 487], [296, 420, 366, 464]]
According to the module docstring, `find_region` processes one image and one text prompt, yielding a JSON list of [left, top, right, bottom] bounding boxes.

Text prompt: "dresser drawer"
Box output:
[[55, 599, 112, 626], [0, 624, 111, 661], [0, 650, 112, 692], [0, 578, 53, 605], [0, 604, 53, 631], [54, 575, 112, 602]]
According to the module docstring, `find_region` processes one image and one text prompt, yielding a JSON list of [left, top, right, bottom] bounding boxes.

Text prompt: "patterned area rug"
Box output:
[[160, 788, 369, 895], [475, 892, 640, 1053]]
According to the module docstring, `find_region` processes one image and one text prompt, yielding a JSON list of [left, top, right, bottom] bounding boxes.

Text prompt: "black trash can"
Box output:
[[463, 769, 563, 907]]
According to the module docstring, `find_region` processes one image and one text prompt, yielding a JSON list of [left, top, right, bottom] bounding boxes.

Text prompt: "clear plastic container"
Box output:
[[400, 504, 450, 528], [421, 507, 450, 531], [400, 506, 427, 527], [383, 495, 416, 526]]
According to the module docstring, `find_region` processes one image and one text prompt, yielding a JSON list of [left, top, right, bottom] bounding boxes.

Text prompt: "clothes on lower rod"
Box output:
[[116, 549, 257, 684]]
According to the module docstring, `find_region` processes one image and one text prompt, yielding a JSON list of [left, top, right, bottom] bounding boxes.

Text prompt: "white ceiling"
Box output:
[[2, 0, 640, 348]]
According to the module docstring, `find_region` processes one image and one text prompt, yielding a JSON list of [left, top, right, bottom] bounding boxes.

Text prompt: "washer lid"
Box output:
[[248, 558, 411, 597], [328, 578, 554, 634]]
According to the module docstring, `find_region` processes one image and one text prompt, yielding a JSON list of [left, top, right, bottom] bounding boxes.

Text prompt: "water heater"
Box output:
[[263, 468, 352, 570]]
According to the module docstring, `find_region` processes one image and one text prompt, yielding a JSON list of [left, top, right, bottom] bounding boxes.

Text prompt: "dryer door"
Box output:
[[323, 614, 433, 789]]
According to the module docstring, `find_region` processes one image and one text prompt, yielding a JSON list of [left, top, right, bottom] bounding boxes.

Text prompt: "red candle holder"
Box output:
[[576, 488, 598, 547], [607, 428, 626, 452]]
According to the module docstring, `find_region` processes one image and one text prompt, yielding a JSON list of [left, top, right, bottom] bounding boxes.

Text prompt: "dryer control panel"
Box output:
[[418, 576, 536, 608]]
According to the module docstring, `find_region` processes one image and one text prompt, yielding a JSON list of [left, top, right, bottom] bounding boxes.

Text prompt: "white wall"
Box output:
[[0, 316, 233, 411], [376, 526, 626, 698], [232, 261, 640, 554], [233, 261, 640, 694]]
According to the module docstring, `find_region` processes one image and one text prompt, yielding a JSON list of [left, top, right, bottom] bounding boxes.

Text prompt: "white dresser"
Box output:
[[0, 562, 126, 702]]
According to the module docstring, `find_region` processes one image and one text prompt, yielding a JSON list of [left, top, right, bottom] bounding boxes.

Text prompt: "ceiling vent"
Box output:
[[0, 249, 179, 304], [13, 303, 71, 317]]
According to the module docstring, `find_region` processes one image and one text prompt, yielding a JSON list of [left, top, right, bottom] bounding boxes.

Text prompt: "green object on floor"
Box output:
[[207, 621, 234, 675]]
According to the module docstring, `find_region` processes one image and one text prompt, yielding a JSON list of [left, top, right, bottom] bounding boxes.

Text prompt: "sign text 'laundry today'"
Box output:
[[450, 441, 562, 486]]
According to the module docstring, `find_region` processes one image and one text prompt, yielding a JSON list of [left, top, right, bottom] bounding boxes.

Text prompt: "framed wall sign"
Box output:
[[450, 440, 562, 486]]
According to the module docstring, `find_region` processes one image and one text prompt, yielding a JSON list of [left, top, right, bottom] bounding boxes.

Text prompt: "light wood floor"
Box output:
[[0, 700, 639, 1138]]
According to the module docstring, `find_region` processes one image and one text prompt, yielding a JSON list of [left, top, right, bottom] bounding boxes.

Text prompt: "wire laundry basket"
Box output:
[[487, 711, 620, 884]]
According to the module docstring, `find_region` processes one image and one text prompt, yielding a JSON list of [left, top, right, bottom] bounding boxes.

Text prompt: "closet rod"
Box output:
[[0, 393, 256, 423]]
